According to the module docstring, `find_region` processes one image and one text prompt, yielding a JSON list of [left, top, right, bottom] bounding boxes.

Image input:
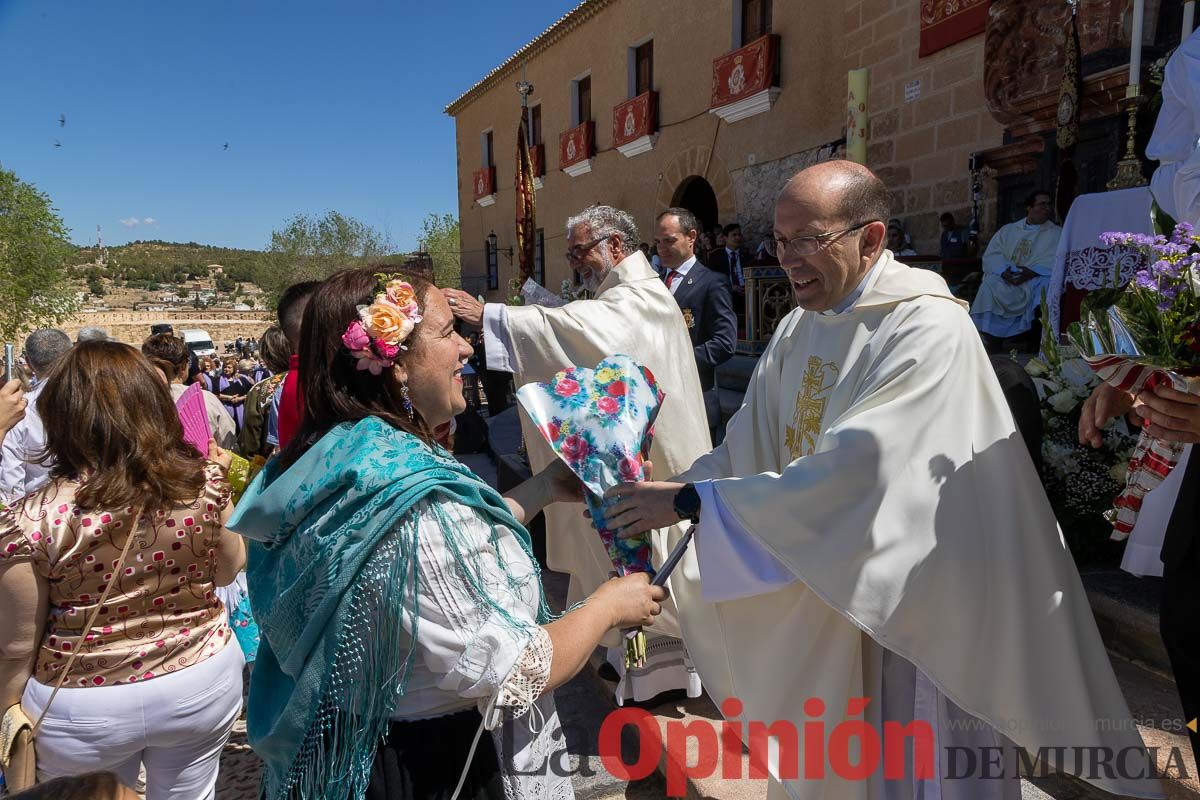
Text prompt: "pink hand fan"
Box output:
[[175, 383, 211, 457]]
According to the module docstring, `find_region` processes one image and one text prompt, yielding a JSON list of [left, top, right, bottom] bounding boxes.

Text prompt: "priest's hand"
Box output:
[[1079, 382, 1135, 449], [1132, 383, 1200, 444], [443, 288, 485, 327], [603, 471, 685, 537]]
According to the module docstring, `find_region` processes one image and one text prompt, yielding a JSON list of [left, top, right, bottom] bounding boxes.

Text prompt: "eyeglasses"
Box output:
[[564, 235, 611, 263], [772, 220, 878, 258]]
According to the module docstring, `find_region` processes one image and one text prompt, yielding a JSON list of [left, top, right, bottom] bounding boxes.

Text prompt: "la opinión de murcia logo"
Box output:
[[496, 696, 1191, 797]]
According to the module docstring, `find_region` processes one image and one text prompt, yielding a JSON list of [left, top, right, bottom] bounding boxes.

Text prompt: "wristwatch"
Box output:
[[672, 483, 701, 523]]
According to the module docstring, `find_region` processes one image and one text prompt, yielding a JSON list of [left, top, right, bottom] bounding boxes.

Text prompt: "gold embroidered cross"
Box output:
[[784, 356, 839, 460]]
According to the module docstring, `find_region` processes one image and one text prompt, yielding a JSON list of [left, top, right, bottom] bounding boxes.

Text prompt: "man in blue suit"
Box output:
[[653, 208, 737, 439]]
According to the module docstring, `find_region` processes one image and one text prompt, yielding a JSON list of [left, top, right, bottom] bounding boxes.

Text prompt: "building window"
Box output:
[[534, 228, 545, 286], [486, 238, 498, 290], [530, 104, 542, 145], [736, 0, 772, 47], [634, 40, 653, 97], [482, 129, 494, 168], [571, 74, 591, 126]]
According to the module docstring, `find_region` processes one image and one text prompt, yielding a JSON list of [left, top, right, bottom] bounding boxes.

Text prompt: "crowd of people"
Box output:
[[0, 159, 1195, 800]]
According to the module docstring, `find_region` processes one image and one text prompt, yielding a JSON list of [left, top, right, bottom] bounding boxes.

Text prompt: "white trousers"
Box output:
[[22, 640, 244, 800]]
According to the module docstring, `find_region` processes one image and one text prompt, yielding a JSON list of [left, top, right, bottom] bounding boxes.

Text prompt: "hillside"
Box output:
[[74, 239, 267, 286]]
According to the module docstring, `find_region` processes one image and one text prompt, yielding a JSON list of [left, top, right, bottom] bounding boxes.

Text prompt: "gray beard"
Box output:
[[583, 247, 616, 292]]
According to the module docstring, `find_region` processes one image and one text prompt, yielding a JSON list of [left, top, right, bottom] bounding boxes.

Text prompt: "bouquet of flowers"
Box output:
[[1067, 219, 1200, 537], [1025, 327, 1137, 557], [516, 354, 663, 668]]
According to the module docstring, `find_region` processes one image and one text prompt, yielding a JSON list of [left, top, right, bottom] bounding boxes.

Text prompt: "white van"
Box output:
[[180, 329, 217, 357]]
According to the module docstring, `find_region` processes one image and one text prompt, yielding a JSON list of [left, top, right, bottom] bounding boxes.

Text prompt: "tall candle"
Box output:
[[1184, 0, 1196, 37], [1129, 0, 1145, 88]]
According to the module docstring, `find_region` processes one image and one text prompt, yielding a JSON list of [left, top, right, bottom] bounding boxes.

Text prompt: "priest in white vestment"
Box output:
[[1148, 26, 1200, 229], [443, 205, 716, 705], [605, 162, 1163, 799], [971, 190, 1062, 349]]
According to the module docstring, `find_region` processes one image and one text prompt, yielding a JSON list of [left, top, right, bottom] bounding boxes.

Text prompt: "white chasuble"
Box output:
[[970, 220, 1061, 338], [490, 251, 718, 654], [675, 252, 1162, 800]]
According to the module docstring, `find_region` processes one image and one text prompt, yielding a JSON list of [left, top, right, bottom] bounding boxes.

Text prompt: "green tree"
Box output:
[[419, 213, 461, 288], [255, 211, 394, 306], [87, 276, 106, 296], [0, 168, 80, 340]]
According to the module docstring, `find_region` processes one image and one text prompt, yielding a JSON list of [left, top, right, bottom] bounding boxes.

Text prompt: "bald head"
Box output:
[[773, 160, 890, 311], [779, 160, 892, 228]]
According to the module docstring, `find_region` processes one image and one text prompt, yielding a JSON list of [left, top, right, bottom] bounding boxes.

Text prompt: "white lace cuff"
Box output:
[[494, 626, 552, 719]]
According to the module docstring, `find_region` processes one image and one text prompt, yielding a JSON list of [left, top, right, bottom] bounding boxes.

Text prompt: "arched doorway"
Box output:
[[671, 176, 719, 233]]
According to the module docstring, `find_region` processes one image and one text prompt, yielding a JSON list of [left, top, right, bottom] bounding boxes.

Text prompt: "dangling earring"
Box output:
[[400, 382, 414, 422]]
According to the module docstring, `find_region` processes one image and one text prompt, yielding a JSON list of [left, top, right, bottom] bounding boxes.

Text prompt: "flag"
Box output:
[[1055, 6, 1081, 218], [516, 107, 537, 282]]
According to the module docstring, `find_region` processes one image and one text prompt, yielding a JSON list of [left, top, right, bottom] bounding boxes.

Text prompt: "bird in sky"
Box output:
[[59, 114, 66, 128], [53, 139, 61, 149], [222, 142, 230, 150]]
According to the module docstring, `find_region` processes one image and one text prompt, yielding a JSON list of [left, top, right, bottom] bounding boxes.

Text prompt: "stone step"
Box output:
[[1081, 569, 1172, 677]]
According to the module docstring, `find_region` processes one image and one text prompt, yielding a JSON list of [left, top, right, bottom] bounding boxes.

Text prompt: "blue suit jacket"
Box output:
[[664, 262, 737, 391]]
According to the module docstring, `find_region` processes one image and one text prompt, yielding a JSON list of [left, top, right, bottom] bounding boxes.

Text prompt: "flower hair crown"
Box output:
[[341, 274, 424, 375]]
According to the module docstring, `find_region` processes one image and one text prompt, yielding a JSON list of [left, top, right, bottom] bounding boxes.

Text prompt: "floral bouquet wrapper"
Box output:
[[1069, 306, 1195, 539], [516, 354, 664, 668]]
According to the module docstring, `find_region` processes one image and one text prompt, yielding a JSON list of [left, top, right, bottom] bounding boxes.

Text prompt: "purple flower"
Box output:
[[1133, 270, 1157, 291]]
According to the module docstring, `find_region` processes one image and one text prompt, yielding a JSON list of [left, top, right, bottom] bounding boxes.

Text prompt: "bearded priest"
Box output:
[[603, 162, 1164, 799], [443, 205, 718, 706]]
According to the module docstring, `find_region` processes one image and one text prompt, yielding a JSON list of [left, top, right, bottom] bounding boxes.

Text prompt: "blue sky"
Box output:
[[0, 0, 574, 251]]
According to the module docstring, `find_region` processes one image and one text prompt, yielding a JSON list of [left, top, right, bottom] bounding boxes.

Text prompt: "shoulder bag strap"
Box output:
[[31, 502, 146, 733]]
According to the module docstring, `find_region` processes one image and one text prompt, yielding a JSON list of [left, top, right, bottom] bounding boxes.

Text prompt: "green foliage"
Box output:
[[419, 213, 461, 288], [0, 168, 80, 340], [86, 276, 106, 296], [254, 211, 395, 306]]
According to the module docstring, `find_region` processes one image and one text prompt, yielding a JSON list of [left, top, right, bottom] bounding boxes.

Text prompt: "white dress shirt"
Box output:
[[0, 384, 50, 503], [663, 255, 698, 295]]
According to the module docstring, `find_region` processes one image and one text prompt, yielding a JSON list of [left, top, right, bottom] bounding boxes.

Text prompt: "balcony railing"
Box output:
[[472, 166, 496, 205], [558, 121, 595, 177], [612, 91, 657, 157], [709, 34, 780, 123]]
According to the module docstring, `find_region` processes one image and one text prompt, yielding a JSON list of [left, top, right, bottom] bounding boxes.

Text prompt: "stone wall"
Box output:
[[27, 310, 274, 348], [729, 141, 845, 247], [845, 0, 1005, 251]]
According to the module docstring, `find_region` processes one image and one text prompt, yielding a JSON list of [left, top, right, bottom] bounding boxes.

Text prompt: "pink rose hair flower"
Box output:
[[342, 275, 424, 374]]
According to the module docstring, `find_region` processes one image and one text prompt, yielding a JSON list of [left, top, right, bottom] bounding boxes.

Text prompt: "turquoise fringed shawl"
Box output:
[[227, 417, 550, 800]]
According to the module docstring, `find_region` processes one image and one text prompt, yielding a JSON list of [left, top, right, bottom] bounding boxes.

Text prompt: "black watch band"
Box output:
[[673, 483, 701, 523]]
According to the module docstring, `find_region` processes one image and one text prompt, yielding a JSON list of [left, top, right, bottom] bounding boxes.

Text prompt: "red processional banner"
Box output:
[[471, 166, 495, 201], [919, 0, 990, 58], [530, 143, 545, 177], [710, 34, 777, 109], [559, 121, 594, 170], [612, 91, 657, 148], [516, 109, 537, 282]]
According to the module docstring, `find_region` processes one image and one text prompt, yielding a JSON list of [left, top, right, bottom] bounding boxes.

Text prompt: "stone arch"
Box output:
[[670, 176, 719, 233], [654, 145, 736, 227]]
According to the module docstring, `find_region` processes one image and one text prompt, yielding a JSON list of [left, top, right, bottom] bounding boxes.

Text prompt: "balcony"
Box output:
[[612, 91, 658, 158], [709, 34, 780, 124], [472, 166, 496, 207], [558, 121, 595, 178], [530, 143, 545, 189]]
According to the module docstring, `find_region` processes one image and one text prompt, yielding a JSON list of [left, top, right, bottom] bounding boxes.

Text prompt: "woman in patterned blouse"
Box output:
[[0, 341, 248, 800]]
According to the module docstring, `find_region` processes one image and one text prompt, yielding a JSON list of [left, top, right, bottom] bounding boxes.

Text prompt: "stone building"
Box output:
[[446, 0, 1182, 301]]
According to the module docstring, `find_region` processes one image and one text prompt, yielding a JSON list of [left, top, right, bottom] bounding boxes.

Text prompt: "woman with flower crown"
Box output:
[[227, 268, 665, 800]]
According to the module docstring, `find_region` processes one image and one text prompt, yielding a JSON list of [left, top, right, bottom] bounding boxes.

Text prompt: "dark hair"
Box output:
[[37, 341, 205, 513], [722, 223, 742, 236], [1024, 190, 1052, 208], [838, 169, 893, 227], [940, 212, 956, 224], [142, 333, 190, 368], [9, 771, 132, 800], [657, 207, 701, 237], [279, 268, 438, 469], [277, 280, 321, 347], [24, 329, 72, 374], [257, 325, 291, 374], [147, 356, 178, 382]]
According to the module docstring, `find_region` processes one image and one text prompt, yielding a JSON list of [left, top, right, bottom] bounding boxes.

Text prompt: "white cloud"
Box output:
[[119, 217, 140, 228], [142, 217, 157, 225]]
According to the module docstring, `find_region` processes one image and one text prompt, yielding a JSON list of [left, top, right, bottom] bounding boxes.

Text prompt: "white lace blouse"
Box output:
[[391, 497, 573, 799]]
